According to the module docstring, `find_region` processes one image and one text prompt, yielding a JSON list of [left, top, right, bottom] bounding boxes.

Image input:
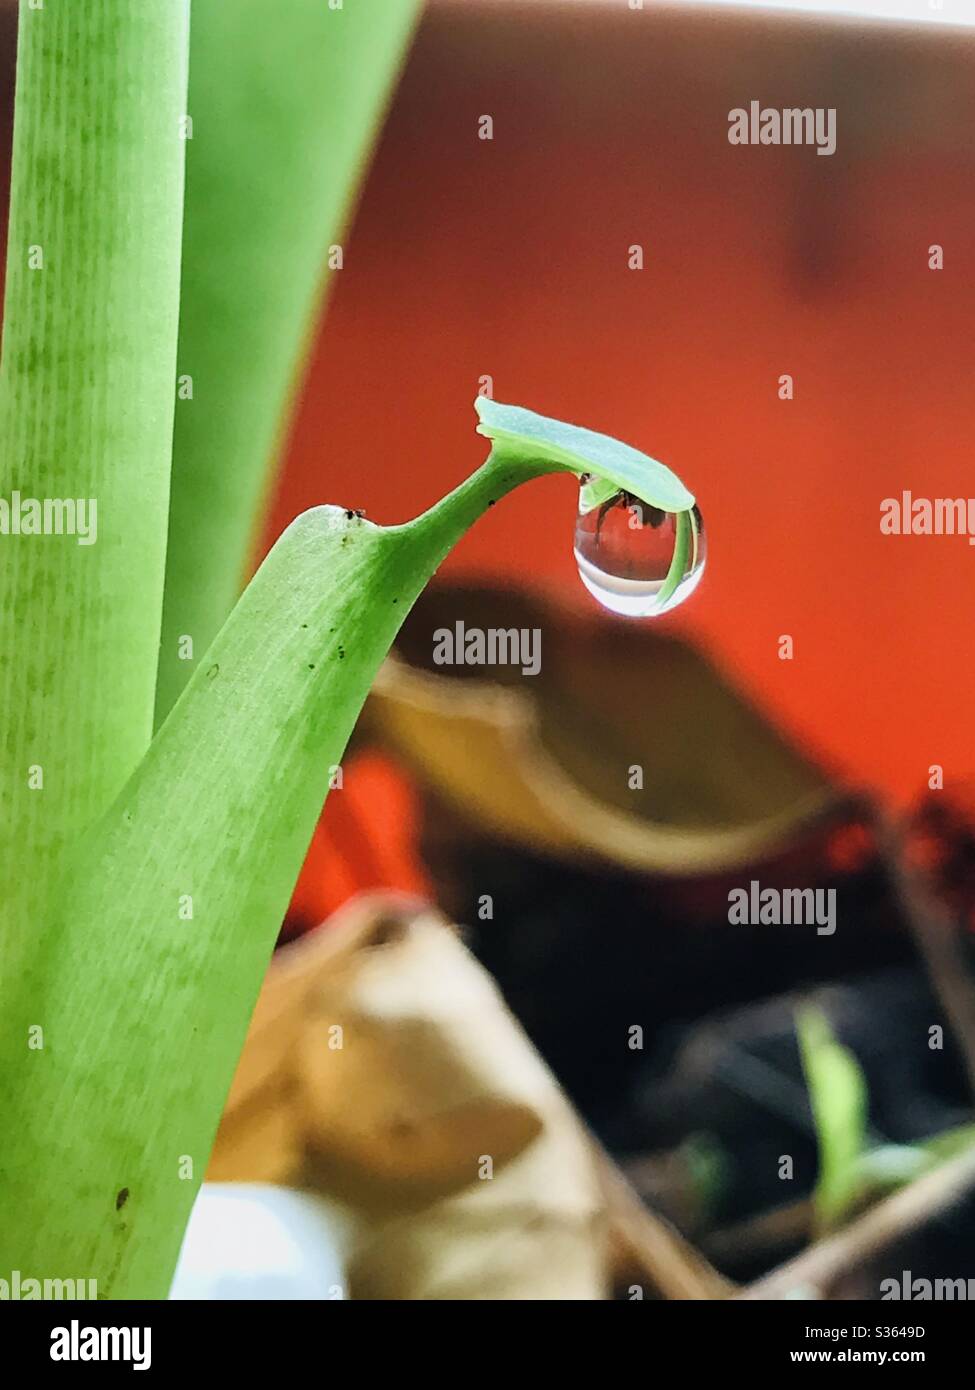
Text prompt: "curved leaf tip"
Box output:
[[474, 396, 695, 513]]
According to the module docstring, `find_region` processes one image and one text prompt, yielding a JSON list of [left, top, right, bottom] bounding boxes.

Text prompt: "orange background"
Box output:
[[268, 1, 975, 808]]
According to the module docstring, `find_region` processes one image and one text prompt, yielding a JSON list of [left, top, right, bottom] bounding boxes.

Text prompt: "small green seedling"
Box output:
[[798, 1007, 975, 1234]]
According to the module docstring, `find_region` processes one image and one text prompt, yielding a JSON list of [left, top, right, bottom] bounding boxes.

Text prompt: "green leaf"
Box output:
[[476, 397, 696, 513], [155, 0, 421, 725], [0, 403, 697, 1296], [0, 0, 189, 968], [797, 1006, 869, 1233], [2, 507, 428, 1298]]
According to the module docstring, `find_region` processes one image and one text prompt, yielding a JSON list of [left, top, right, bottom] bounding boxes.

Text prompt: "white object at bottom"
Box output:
[[170, 1183, 348, 1300]]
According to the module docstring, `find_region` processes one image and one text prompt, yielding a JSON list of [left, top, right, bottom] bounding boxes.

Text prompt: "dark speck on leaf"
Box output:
[[345, 509, 354, 520], [206, 664, 219, 681], [308, 663, 315, 670], [115, 1188, 129, 1211], [488, 499, 496, 507], [338, 647, 345, 660]]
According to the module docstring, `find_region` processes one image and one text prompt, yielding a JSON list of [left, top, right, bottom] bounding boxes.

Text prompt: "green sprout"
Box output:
[[797, 1007, 869, 1233], [798, 1007, 975, 1235]]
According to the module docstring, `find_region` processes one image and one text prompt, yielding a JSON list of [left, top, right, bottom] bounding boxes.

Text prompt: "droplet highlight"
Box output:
[[573, 485, 705, 618]]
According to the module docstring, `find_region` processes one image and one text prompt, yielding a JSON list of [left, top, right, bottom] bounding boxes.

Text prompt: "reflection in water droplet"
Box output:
[[573, 486, 705, 618]]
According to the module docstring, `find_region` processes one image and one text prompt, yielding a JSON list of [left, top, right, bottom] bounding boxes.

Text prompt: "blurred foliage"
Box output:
[[797, 1007, 868, 1233]]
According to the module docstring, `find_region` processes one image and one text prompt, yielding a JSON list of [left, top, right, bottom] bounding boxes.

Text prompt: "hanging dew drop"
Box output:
[[573, 480, 705, 618]]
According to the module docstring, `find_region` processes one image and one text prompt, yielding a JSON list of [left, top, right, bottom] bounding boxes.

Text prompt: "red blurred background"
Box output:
[[268, 0, 975, 811]]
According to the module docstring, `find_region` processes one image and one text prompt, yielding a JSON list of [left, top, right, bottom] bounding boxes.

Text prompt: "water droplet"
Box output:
[[573, 485, 705, 618]]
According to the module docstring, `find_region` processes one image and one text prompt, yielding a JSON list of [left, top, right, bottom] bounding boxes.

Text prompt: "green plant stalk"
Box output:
[[0, 402, 694, 1298], [154, 0, 421, 726], [0, 0, 189, 967]]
